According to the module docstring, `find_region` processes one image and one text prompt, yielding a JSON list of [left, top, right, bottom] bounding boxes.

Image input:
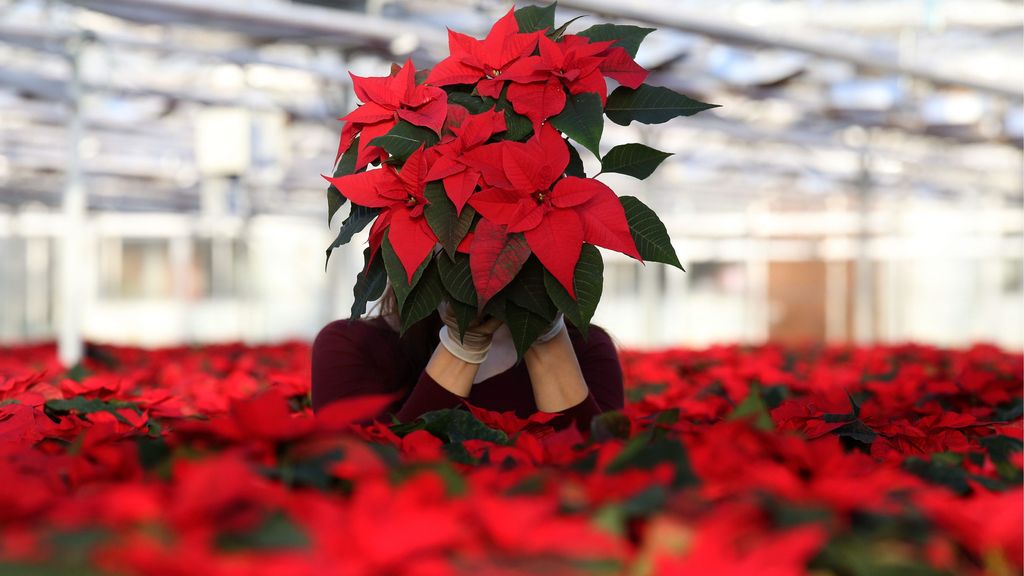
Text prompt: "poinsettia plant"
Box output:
[[324, 3, 717, 357]]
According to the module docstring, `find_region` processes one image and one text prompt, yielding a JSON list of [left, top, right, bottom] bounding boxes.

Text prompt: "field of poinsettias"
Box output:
[[0, 341, 1020, 576]]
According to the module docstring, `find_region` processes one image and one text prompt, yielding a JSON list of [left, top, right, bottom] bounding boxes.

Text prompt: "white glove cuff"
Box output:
[[438, 326, 491, 364], [534, 314, 566, 344]]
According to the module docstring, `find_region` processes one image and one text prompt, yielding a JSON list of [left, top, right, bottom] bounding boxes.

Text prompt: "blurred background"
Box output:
[[0, 0, 1020, 366]]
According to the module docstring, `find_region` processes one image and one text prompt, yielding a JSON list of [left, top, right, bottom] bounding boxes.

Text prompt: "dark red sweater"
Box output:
[[310, 314, 623, 432]]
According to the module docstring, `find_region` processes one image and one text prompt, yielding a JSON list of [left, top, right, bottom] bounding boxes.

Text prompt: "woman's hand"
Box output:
[[437, 301, 503, 364]]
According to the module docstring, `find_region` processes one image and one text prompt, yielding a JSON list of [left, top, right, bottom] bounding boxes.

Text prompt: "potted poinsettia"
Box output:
[[324, 4, 717, 357]]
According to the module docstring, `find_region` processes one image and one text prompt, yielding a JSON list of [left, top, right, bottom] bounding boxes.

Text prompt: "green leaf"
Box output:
[[424, 182, 475, 259], [325, 203, 379, 270], [590, 410, 632, 442], [381, 232, 430, 312], [565, 140, 585, 177], [399, 257, 445, 334], [369, 120, 439, 161], [446, 91, 494, 114], [504, 299, 552, 361], [216, 513, 309, 551], [327, 137, 360, 226], [437, 251, 477, 306], [543, 243, 603, 339], [495, 93, 533, 141], [727, 383, 774, 431], [413, 408, 510, 445], [619, 196, 682, 270], [550, 91, 604, 158], [44, 397, 142, 426], [833, 419, 877, 446], [606, 430, 698, 488], [903, 456, 970, 495], [514, 2, 557, 33], [600, 143, 672, 180], [504, 257, 557, 320], [576, 24, 654, 58], [548, 15, 587, 41], [605, 84, 719, 126], [448, 298, 477, 342], [980, 435, 1023, 463], [350, 247, 387, 319]]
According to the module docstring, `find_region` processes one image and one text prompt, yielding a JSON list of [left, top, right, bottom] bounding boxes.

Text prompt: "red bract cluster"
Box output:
[[323, 4, 716, 355], [0, 341, 1020, 575]]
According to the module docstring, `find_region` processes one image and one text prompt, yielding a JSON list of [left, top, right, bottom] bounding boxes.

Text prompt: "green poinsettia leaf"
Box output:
[[600, 143, 672, 180], [543, 243, 603, 339], [619, 196, 683, 270], [325, 204, 379, 271], [548, 15, 586, 41], [446, 91, 494, 114], [605, 84, 719, 126], [504, 257, 558, 321], [381, 232, 431, 312], [350, 247, 388, 319], [504, 299, 552, 362], [448, 298, 477, 342], [550, 91, 604, 158], [565, 140, 586, 177], [399, 257, 445, 334], [437, 251, 477, 306], [327, 137, 360, 226], [577, 24, 654, 58], [514, 2, 557, 33], [44, 397, 142, 426], [495, 92, 534, 142], [369, 120, 440, 161], [424, 182, 475, 259]]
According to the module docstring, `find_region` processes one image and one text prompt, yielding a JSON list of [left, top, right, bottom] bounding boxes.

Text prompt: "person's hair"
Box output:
[[368, 282, 399, 327], [375, 285, 399, 320]]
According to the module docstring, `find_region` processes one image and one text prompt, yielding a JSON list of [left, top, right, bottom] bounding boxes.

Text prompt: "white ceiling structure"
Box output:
[[0, 0, 1021, 217]]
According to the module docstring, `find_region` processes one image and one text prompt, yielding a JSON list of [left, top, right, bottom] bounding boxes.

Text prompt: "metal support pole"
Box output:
[[57, 33, 86, 367]]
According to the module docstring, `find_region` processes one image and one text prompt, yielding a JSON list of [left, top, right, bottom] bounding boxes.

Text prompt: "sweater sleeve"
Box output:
[[311, 319, 402, 414], [574, 326, 626, 412], [547, 390, 603, 432]]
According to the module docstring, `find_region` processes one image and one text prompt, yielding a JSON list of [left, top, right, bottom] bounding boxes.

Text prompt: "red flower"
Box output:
[[467, 125, 640, 295], [324, 146, 437, 281], [499, 34, 647, 129], [425, 8, 541, 99], [337, 59, 447, 171], [425, 107, 507, 214]]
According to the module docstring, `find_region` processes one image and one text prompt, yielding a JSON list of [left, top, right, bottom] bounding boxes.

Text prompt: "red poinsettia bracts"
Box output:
[[325, 4, 713, 349], [497, 34, 648, 130], [468, 125, 640, 295], [324, 147, 436, 281], [425, 107, 507, 215], [2, 338, 1021, 574], [425, 9, 541, 99], [337, 59, 447, 170]]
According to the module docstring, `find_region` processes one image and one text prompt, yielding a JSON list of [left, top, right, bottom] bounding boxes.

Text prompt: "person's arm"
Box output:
[[395, 303, 501, 422], [525, 320, 604, 431], [524, 324, 589, 411]]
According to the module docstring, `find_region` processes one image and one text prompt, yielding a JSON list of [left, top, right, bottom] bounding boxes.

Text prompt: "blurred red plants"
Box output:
[[0, 341, 1020, 575]]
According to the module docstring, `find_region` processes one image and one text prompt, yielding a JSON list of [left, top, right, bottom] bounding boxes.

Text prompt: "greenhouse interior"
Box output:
[[0, 0, 1021, 361], [1, 1, 1022, 574]]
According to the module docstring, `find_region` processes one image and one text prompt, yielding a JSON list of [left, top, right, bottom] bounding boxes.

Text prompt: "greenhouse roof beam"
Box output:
[[559, 0, 1021, 99]]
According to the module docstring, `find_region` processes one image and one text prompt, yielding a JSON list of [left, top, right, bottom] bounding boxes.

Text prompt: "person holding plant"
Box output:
[[311, 294, 622, 432], [311, 6, 712, 432]]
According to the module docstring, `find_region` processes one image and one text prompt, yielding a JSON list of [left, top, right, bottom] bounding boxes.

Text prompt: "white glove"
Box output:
[[437, 301, 502, 364]]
